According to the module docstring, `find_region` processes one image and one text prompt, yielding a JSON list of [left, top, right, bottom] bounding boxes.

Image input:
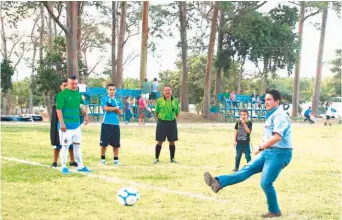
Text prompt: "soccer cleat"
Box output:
[[125, 121, 128, 124], [204, 172, 222, 193], [114, 160, 121, 165], [170, 159, 179, 163], [51, 162, 57, 168], [61, 167, 70, 174], [153, 159, 159, 164], [77, 167, 92, 172], [70, 161, 78, 167], [99, 160, 106, 165], [232, 168, 238, 172]]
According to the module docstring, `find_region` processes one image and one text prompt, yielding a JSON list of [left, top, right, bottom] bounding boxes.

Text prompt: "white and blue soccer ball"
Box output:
[[117, 187, 140, 206]]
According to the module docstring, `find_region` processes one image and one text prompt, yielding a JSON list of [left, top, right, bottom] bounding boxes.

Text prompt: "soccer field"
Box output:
[[1, 123, 341, 220]]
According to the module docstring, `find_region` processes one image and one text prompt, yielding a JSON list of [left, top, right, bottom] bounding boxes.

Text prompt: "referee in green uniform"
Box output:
[[153, 85, 180, 164]]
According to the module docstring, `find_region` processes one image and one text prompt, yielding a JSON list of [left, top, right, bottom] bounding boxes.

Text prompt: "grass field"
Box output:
[[1, 123, 341, 220]]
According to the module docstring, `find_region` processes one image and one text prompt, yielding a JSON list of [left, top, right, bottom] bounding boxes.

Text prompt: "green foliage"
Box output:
[[1, 59, 15, 94], [329, 49, 342, 96], [31, 37, 67, 97], [124, 78, 140, 89]]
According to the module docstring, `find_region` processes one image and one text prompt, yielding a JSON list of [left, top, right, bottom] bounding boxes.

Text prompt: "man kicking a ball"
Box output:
[[204, 89, 292, 218], [56, 76, 91, 174]]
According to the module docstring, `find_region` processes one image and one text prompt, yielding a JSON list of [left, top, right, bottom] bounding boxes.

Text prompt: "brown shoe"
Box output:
[[232, 168, 238, 172], [261, 211, 282, 218], [204, 172, 222, 193]]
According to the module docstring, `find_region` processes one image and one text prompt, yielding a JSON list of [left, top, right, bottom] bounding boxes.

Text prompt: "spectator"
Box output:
[[124, 96, 133, 124], [150, 77, 159, 106], [230, 90, 237, 108], [141, 78, 150, 100]]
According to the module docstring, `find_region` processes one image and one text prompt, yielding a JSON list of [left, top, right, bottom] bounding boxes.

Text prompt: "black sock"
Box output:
[[114, 157, 119, 160], [169, 145, 175, 160], [101, 156, 105, 160], [155, 145, 162, 159]]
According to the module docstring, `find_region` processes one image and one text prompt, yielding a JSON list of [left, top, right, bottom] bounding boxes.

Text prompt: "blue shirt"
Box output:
[[150, 81, 158, 92], [263, 106, 292, 149], [304, 109, 311, 116], [101, 96, 121, 125]]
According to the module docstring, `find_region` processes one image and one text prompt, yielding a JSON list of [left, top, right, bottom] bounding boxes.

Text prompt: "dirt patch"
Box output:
[[176, 112, 217, 123]]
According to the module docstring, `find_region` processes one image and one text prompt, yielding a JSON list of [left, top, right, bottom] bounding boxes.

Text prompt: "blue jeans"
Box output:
[[235, 142, 251, 169], [217, 148, 292, 214], [125, 110, 132, 122]]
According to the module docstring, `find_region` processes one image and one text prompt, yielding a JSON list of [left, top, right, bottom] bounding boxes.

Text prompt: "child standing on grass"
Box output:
[[233, 109, 252, 172]]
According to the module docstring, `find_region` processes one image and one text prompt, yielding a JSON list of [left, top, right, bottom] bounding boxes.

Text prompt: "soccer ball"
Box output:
[[117, 187, 140, 206]]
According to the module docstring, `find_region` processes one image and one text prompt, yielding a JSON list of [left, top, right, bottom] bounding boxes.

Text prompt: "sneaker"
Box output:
[[204, 172, 222, 193], [114, 160, 121, 165], [232, 168, 238, 172], [70, 161, 78, 167], [170, 159, 179, 163], [329, 123, 332, 126], [77, 167, 92, 172], [99, 160, 106, 165], [261, 211, 282, 218], [153, 159, 159, 164], [125, 121, 128, 124], [51, 162, 57, 168], [61, 167, 70, 174]]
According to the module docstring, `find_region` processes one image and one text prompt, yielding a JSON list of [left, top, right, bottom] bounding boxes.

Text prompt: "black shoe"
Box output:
[[171, 159, 179, 163], [70, 162, 78, 167], [51, 162, 57, 167]]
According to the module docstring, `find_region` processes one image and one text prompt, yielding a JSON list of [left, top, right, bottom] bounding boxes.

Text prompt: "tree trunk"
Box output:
[[40, 4, 44, 61], [66, 2, 79, 79], [312, 7, 328, 116], [261, 59, 269, 94], [77, 2, 81, 59], [203, 2, 219, 118], [291, 1, 305, 117], [178, 1, 189, 112], [111, 1, 116, 84], [116, 1, 127, 88], [0, 3, 7, 60], [139, 1, 149, 86], [214, 7, 224, 106], [237, 57, 246, 94], [53, 4, 57, 40], [47, 2, 53, 53]]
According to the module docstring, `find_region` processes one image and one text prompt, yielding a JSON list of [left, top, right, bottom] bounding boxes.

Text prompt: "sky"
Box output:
[[5, 1, 342, 82]]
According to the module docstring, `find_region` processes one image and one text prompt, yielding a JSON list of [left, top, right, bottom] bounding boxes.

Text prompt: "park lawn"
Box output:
[[1, 123, 341, 220]]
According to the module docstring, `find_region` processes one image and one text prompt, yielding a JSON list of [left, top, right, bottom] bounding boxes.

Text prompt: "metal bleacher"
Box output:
[[215, 93, 267, 122]]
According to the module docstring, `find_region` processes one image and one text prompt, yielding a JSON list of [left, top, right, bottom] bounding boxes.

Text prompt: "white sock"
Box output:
[[60, 145, 69, 168], [73, 144, 84, 169]]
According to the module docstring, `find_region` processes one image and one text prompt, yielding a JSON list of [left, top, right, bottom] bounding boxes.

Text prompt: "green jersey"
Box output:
[[155, 96, 180, 121], [56, 88, 83, 129], [141, 82, 150, 94]]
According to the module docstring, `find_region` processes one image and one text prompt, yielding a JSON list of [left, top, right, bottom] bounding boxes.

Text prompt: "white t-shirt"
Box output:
[[78, 84, 87, 93], [325, 106, 333, 116]]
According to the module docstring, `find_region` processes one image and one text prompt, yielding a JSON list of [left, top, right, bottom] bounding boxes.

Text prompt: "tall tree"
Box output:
[[116, 1, 127, 88], [312, 6, 328, 116], [111, 1, 116, 84], [203, 2, 219, 118], [139, 1, 149, 85], [43, 1, 79, 79], [39, 4, 44, 61], [178, 1, 189, 111], [291, 1, 305, 117]]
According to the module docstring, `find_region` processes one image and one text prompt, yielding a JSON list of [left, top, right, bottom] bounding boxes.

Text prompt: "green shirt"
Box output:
[[155, 96, 180, 121], [56, 88, 83, 129], [223, 92, 230, 99], [141, 82, 150, 94]]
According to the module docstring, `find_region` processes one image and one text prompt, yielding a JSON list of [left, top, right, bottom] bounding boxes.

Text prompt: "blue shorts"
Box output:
[[54, 144, 74, 150], [100, 124, 120, 147]]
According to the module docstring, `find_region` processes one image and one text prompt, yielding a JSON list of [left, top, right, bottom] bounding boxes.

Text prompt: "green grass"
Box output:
[[1, 123, 341, 220]]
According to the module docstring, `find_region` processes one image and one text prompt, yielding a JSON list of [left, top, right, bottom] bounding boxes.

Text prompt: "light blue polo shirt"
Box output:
[[263, 106, 292, 149], [101, 96, 121, 125]]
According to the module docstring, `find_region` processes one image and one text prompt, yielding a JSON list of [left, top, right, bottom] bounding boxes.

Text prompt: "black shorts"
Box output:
[[326, 116, 331, 120], [149, 92, 157, 100], [156, 120, 178, 142], [100, 124, 120, 147]]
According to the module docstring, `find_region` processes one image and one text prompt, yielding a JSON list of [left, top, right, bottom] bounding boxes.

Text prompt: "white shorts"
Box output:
[[59, 126, 82, 146], [143, 93, 149, 100]]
